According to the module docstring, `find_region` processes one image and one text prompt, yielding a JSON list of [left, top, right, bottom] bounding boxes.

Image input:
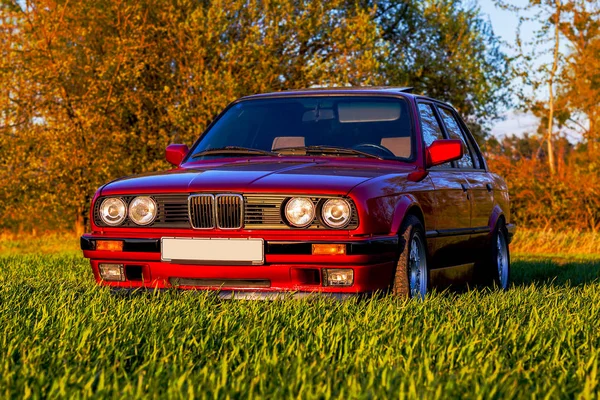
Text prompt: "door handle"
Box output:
[[486, 183, 493, 192]]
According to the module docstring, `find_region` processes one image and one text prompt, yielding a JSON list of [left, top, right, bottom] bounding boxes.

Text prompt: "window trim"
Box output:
[[435, 104, 483, 170], [452, 111, 488, 171], [416, 97, 490, 172], [416, 100, 459, 169]]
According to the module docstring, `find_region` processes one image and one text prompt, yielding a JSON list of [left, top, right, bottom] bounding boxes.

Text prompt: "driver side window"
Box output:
[[437, 106, 475, 169], [418, 103, 450, 169]]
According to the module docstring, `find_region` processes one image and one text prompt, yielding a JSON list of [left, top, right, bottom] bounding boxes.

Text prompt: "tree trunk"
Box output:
[[547, 0, 562, 176], [75, 209, 85, 237], [547, 81, 556, 175], [589, 110, 597, 160], [557, 138, 566, 180]]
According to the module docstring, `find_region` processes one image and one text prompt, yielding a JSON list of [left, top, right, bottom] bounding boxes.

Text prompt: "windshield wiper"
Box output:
[[275, 145, 382, 160], [191, 146, 279, 159]]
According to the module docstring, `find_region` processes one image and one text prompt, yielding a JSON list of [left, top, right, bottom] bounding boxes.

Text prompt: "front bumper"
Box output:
[[110, 288, 373, 300], [81, 235, 399, 294]]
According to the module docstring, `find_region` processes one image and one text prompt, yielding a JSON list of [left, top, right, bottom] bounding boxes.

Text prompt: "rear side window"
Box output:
[[437, 107, 476, 169]]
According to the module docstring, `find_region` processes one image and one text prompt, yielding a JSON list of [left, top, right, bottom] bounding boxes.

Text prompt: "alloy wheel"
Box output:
[[408, 234, 428, 298], [496, 233, 509, 289]]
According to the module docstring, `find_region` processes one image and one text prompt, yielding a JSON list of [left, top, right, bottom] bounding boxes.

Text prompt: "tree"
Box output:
[[374, 0, 511, 142], [558, 0, 600, 160], [497, 0, 572, 175], [0, 0, 381, 233], [546, 0, 563, 176], [0, 0, 518, 233]]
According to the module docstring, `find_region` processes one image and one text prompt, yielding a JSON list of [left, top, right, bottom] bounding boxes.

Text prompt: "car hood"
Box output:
[[100, 159, 416, 196]]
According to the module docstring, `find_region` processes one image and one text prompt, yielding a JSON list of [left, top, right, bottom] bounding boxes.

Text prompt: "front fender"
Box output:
[[88, 187, 106, 233], [390, 194, 423, 234]]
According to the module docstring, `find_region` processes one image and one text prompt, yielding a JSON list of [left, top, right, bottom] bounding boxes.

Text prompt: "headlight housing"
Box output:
[[128, 196, 157, 226], [284, 197, 315, 227], [321, 198, 351, 228], [99, 198, 127, 226]]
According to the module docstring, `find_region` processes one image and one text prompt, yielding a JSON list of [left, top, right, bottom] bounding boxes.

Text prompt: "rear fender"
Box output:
[[488, 205, 504, 231]]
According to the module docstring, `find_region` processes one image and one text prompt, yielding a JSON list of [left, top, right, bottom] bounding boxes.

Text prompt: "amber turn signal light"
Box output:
[[312, 244, 346, 256], [96, 240, 124, 252]]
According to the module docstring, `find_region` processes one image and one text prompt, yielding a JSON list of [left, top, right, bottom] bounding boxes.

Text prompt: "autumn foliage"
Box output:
[[487, 153, 600, 231], [1, 0, 599, 233], [1, 0, 382, 233]]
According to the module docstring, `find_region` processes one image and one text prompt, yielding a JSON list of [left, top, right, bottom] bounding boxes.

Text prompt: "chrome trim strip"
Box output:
[[471, 226, 491, 235], [426, 226, 490, 238], [216, 291, 361, 300]]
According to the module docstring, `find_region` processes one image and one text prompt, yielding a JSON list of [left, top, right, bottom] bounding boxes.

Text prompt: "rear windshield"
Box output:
[[189, 96, 413, 160]]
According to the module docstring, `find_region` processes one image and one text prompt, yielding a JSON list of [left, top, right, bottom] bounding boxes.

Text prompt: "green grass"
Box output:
[[2, 253, 600, 398]]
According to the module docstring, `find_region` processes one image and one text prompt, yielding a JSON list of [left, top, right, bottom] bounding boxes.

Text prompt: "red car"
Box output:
[[81, 87, 515, 298]]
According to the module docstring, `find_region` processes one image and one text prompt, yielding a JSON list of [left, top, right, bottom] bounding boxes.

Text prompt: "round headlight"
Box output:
[[128, 196, 157, 226], [99, 198, 127, 226], [284, 197, 315, 227], [321, 198, 351, 228]]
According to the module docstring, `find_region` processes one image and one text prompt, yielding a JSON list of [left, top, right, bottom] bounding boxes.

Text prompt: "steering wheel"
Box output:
[[352, 143, 396, 158]]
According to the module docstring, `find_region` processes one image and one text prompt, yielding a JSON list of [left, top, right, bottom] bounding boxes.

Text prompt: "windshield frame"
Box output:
[[182, 92, 417, 164]]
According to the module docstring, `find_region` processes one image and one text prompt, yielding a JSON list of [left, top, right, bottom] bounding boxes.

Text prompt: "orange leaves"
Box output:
[[488, 155, 600, 231], [0, 0, 381, 232]]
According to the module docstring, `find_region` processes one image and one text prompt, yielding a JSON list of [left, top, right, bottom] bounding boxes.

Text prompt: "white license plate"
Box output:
[[161, 238, 264, 265]]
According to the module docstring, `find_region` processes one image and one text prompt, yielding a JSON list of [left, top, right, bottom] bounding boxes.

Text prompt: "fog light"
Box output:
[[312, 244, 346, 256], [96, 240, 124, 252], [323, 268, 354, 286], [98, 263, 125, 281]]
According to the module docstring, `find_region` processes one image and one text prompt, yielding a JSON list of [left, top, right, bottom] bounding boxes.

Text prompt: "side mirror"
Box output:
[[165, 144, 189, 166], [426, 139, 463, 168]]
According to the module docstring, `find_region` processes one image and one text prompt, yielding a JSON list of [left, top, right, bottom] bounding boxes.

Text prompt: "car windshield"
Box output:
[[188, 96, 413, 161]]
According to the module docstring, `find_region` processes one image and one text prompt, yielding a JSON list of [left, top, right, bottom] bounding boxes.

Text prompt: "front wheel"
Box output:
[[392, 215, 429, 298]]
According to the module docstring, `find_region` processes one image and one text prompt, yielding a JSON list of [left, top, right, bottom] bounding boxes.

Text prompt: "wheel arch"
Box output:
[[489, 205, 507, 235], [390, 194, 426, 235], [390, 199, 429, 298]]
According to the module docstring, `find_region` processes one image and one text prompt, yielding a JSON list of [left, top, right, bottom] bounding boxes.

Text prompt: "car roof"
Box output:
[[239, 86, 454, 108]]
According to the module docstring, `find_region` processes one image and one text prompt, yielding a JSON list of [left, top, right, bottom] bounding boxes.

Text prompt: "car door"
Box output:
[[436, 106, 495, 250], [417, 102, 471, 269]]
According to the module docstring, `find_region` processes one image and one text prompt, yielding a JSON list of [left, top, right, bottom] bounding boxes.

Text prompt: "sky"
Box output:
[[476, 0, 586, 143], [477, 0, 543, 139], [478, 0, 521, 49]]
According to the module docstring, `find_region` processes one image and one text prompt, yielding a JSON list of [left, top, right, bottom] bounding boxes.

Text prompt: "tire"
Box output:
[[392, 215, 429, 298], [479, 220, 510, 290]]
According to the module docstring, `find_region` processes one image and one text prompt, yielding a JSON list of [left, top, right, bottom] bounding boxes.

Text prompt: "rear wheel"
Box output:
[[477, 221, 510, 290], [392, 215, 428, 298], [493, 224, 510, 289]]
